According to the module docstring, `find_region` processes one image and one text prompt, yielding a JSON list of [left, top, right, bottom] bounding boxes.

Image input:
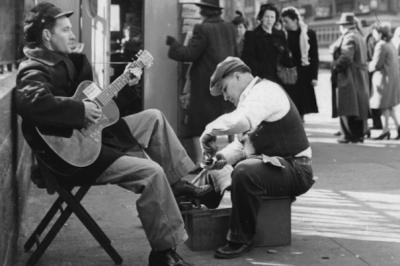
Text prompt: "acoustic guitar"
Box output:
[[37, 50, 153, 167]]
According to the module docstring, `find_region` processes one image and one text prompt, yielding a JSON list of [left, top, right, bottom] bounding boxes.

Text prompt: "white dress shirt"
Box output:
[[203, 77, 312, 165]]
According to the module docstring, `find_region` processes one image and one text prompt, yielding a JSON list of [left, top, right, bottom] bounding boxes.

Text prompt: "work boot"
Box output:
[[198, 189, 223, 209], [149, 248, 193, 266], [171, 179, 212, 198], [214, 241, 254, 259]]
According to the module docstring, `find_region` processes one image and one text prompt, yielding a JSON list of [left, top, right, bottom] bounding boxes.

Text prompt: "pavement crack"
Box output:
[[328, 237, 372, 266]]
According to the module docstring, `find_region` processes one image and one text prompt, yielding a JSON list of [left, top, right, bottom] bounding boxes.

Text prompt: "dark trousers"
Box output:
[[227, 157, 314, 243], [340, 116, 365, 140], [371, 109, 383, 129]]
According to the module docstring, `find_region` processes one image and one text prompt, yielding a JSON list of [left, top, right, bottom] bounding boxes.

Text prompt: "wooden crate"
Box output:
[[182, 195, 292, 251]]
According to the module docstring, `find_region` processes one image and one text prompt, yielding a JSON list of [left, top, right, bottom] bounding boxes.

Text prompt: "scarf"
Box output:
[[299, 20, 310, 66]]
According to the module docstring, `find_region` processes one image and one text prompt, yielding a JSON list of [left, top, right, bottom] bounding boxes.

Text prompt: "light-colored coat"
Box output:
[[332, 28, 370, 118], [368, 40, 400, 109]]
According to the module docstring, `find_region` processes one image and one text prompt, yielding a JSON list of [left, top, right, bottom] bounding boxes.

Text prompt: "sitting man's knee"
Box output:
[[231, 164, 251, 186], [146, 160, 165, 179], [144, 108, 164, 121]]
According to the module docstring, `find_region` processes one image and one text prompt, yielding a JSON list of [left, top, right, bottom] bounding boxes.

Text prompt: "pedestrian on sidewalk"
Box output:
[[368, 23, 400, 139], [366, 30, 383, 132], [281, 6, 319, 121], [331, 13, 370, 143], [232, 10, 249, 56], [241, 3, 288, 84], [200, 57, 314, 259], [166, 0, 237, 165]]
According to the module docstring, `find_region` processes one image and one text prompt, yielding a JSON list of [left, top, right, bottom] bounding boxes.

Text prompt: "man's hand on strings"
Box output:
[[125, 66, 143, 86], [83, 100, 102, 126]]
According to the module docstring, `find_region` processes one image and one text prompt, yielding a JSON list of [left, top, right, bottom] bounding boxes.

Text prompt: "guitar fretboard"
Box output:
[[95, 60, 144, 107]]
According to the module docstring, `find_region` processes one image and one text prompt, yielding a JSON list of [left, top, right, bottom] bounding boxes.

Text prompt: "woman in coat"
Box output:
[[281, 7, 319, 118], [241, 3, 287, 83], [166, 0, 237, 163], [232, 10, 249, 56], [368, 24, 400, 139]]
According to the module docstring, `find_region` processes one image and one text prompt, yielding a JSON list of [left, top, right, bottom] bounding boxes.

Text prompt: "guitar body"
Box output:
[[37, 80, 120, 167]]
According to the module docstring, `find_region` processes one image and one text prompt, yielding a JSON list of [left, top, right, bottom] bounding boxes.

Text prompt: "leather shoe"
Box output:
[[337, 137, 364, 144], [149, 249, 192, 266], [214, 241, 253, 259], [171, 179, 213, 198], [198, 189, 223, 209]]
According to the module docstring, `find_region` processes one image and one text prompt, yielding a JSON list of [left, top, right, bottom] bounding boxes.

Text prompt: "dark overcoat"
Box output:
[[331, 29, 370, 118], [15, 46, 138, 184], [241, 26, 287, 83], [168, 17, 237, 137], [285, 29, 319, 115]]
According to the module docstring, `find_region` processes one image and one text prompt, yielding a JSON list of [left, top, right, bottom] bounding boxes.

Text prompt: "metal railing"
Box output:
[[0, 60, 19, 75]]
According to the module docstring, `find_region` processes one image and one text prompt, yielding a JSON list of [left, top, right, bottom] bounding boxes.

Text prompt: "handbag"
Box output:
[[277, 64, 298, 85], [277, 50, 298, 85]]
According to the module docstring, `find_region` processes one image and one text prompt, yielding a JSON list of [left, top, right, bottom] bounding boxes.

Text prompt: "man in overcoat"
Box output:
[[166, 0, 238, 162], [15, 2, 203, 265], [332, 13, 370, 143]]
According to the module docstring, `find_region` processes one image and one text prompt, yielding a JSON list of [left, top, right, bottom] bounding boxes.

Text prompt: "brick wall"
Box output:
[[0, 72, 32, 266]]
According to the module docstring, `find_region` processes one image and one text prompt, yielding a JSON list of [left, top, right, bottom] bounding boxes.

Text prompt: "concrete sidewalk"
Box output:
[[16, 70, 400, 266]]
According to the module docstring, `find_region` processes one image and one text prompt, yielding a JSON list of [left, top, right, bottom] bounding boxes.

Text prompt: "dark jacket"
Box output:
[[331, 29, 370, 118], [241, 26, 287, 83], [15, 46, 137, 184], [284, 28, 319, 115], [168, 17, 238, 137]]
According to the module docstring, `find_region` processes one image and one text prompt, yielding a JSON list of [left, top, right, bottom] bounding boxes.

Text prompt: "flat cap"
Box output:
[[24, 2, 74, 45], [210, 57, 251, 96]]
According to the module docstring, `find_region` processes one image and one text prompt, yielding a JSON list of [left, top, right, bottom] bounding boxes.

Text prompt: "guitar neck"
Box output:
[[94, 60, 143, 107]]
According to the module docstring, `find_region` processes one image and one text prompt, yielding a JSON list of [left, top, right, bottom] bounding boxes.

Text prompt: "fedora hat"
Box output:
[[336, 12, 356, 25], [195, 0, 223, 9]]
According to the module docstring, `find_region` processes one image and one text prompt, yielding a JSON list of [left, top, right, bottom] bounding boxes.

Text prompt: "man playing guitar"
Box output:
[[16, 2, 205, 265]]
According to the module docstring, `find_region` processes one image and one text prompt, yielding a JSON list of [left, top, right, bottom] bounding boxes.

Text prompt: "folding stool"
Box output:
[[24, 169, 123, 266]]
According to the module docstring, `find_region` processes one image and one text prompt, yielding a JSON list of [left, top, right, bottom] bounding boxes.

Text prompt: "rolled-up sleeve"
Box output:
[[218, 137, 245, 165]]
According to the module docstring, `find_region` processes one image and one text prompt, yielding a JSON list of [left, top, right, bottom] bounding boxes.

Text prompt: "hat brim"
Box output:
[[336, 21, 353, 25], [210, 86, 222, 96], [54, 10, 74, 19], [195, 3, 223, 9]]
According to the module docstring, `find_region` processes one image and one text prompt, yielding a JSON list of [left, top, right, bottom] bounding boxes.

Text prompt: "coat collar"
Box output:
[[23, 45, 77, 82], [254, 25, 281, 37], [23, 45, 69, 66], [203, 16, 224, 23]]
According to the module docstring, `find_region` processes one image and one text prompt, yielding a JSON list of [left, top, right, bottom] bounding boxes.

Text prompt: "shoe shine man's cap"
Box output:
[[210, 57, 251, 96]]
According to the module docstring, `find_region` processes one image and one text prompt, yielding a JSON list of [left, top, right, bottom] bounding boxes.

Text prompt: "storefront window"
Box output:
[[315, 5, 332, 18], [110, 0, 144, 114], [335, 0, 355, 13], [356, 0, 371, 13]]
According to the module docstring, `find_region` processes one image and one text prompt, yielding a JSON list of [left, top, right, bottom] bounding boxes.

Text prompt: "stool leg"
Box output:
[[56, 186, 123, 265], [26, 186, 90, 265], [26, 203, 75, 266], [24, 196, 64, 252]]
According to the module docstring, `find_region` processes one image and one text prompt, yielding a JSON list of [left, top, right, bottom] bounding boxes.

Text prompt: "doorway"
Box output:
[[110, 0, 144, 115]]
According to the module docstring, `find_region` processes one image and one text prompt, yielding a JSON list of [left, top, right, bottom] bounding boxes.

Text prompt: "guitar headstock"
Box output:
[[134, 50, 154, 69]]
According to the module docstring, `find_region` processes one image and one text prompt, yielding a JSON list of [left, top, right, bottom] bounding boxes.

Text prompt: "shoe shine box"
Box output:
[[182, 193, 292, 251]]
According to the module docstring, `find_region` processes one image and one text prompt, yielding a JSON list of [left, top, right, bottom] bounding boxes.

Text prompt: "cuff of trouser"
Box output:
[[150, 224, 188, 251], [226, 229, 253, 244], [208, 165, 233, 193], [169, 154, 196, 185]]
